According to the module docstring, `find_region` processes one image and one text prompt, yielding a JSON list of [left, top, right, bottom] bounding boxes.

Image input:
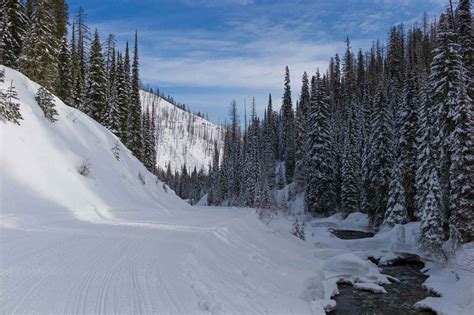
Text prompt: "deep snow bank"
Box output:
[[0, 67, 186, 225]]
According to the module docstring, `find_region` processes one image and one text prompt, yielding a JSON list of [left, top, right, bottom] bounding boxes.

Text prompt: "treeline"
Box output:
[[0, 0, 157, 172], [141, 85, 209, 120], [158, 162, 209, 205], [208, 0, 473, 253]]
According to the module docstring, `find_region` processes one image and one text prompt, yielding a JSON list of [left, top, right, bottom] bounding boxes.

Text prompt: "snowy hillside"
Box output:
[[140, 90, 224, 174], [0, 67, 328, 314]]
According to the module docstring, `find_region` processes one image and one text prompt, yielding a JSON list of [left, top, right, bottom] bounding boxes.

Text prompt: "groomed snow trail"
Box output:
[[0, 67, 327, 314]]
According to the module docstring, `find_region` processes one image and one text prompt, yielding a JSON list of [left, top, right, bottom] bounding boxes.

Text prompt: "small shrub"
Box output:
[[0, 80, 23, 125], [292, 217, 305, 241], [111, 141, 120, 161], [78, 160, 91, 177], [138, 171, 145, 185], [257, 208, 274, 225]]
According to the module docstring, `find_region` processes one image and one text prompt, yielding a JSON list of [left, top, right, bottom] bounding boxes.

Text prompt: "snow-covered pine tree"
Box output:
[[207, 142, 220, 205], [55, 36, 72, 105], [104, 34, 116, 73], [141, 107, 150, 169], [420, 165, 445, 257], [115, 52, 130, 143], [19, 0, 58, 91], [294, 72, 310, 184], [84, 29, 107, 123], [128, 31, 143, 161], [305, 72, 336, 215], [429, 12, 464, 221], [281, 66, 295, 183], [1, 13, 18, 68], [399, 29, 422, 219], [340, 121, 360, 214], [448, 77, 473, 244], [0, 79, 23, 125], [0, 0, 28, 68], [149, 102, 157, 171], [70, 8, 88, 110], [455, 0, 473, 101], [383, 154, 408, 226], [262, 94, 276, 189], [368, 80, 392, 225], [51, 0, 69, 42], [36, 87, 59, 122], [104, 47, 119, 132]]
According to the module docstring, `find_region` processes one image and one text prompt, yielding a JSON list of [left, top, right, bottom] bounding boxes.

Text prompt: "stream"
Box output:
[[328, 229, 438, 315]]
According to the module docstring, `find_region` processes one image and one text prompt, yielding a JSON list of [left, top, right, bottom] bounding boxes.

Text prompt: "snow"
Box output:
[[1, 66, 471, 314], [353, 282, 387, 293], [305, 213, 474, 314], [415, 242, 474, 315], [0, 67, 326, 314], [140, 90, 224, 174]]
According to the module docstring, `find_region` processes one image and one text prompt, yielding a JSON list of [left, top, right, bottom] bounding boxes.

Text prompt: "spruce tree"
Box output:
[[71, 8, 88, 110], [129, 31, 143, 160], [115, 52, 130, 143], [368, 80, 392, 225], [36, 87, 59, 122], [448, 79, 473, 243], [305, 73, 336, 215], [55, 36, 72, 105], [19, 0, 57, 90], [429, 12, 464, 220], [455, 0, 473, 101], [383, 155, 408, 226], [0, 79, 23, 125], [294, 72, 310, 184], [420, 166, 445, 256], [0, 0, 28, 68], [84, 29, 107, 123], [281, 66, 295, 182]]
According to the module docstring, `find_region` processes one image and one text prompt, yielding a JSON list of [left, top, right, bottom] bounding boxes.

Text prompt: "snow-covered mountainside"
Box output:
[[140, 90, 224, 174], [0, 67, 327, 314]]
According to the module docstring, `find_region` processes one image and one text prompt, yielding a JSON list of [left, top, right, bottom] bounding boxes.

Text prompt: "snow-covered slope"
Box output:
[[140, 90, 224, 174], [0, 67, 329, 314]]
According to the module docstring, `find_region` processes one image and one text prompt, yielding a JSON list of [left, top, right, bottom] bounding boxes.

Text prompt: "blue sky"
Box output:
[[68, 0, 447, 123]]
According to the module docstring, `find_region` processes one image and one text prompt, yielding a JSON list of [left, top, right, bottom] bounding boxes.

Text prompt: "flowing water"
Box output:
[[328, 230, 438, 315]]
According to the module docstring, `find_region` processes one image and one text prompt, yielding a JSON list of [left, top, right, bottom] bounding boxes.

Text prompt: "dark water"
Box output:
[[330, 229, 375, 239], [328, 230, 438, 315]]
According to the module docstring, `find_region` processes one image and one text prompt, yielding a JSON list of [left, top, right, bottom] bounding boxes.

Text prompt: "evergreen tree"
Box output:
[[128, 31, 143, 160], [281, 66, 295, 182], [115, 52, 130, 143], [448, 78, 473, 243], [208, 142, 220, 205], [305, 73, 336, 215], [19, 0, 57, 90], [383, 155, 408, 226], [420, 166, 445, 256], [294, 72, 310, 184], [55, 36, 72, 104], [0, 79, 23, 125], [429, 12, 464, 220], [51, 0, 68, 42], [455, 0, 473, 101], [0, 0, 28, 67], [36, 87, 58, 122], [71, 7, 88, 110], [84, 30, 107, 123], [368, 80, 392, 225]]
